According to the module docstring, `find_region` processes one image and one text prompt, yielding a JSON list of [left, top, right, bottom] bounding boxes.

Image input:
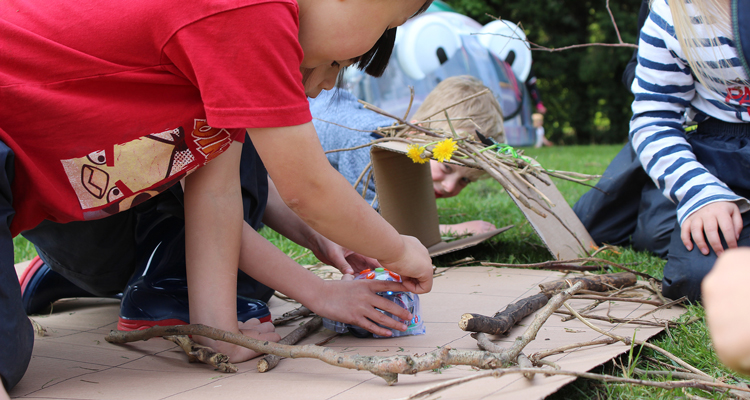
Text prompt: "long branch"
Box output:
[[106, 325, 507, 385]]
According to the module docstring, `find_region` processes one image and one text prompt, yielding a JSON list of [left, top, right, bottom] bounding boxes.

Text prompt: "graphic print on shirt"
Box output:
[[60, 119, 233, 220], [725, 85, 750, 117]]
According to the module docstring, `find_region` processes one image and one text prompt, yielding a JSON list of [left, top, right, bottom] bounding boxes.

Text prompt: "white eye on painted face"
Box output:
[[478, 20, 533, 82], [396, 14, 462, 80], [87, 150, 107, 165], [107, 186, 125, 203]]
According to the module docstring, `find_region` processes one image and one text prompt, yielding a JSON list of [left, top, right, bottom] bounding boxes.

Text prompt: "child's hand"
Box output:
[[379, 235, 433, 294], [195, 319, 281, 363], [681, 201, 743, 256], [307, 234, 382, 276], [703, 248, 750, 374], [313, 279, 414, 337], [440, 220, 497, 236]]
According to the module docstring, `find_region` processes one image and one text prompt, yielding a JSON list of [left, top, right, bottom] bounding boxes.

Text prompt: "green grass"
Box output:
[[14, 235, 37, 264], [13, 144, 745, 398]]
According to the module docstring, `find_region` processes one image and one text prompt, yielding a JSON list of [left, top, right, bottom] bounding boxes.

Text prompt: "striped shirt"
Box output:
[[630, 0, 750, 225]]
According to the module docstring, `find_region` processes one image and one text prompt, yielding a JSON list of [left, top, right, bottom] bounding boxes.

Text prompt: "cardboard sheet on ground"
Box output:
[[371, 142, 595, 260], [10, 265, 684, 400]]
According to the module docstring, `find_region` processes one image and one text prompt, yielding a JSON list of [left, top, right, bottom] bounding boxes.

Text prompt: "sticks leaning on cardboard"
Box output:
[[354, 93, 597, 260], [371, 141, 593, 259]]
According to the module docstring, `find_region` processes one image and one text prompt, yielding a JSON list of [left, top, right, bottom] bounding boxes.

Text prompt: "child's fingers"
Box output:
[[733, 206, 744, 240], [681, 223, 694, 251], [354, 317, 397, 337], [400, 276, 432, 294], [370, 293, 412, 323], [702, 217, 725, 256], [690, 218, 710, 255], [718, 213, 738, 251], [359, 306, 408, 336]]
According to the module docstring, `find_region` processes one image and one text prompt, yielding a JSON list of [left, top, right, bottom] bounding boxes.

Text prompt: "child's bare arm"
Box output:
[[681, 201, 743, 256], [703, 248, 750, 374], [262, 178, 381, 275], [238, 222, 412, 337], [248, 123, 433, 293], [183, 141, 280, 361]]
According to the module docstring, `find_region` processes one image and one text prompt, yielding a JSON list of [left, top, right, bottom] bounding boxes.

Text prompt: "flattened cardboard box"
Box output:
[[371, 142, 594, 260]]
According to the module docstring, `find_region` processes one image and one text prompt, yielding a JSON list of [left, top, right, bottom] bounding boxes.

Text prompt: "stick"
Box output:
[[272, 306, 313, 326], [398, 367, 747, 400], [480, 261, 602, 272], [517, 353, 535, 379], [539, 272, 637, 295], [164, 335, 237, 373], [106, 325, 508, 385], [571, 295, 664, 307], [562, 302, 711, 378], [553, 310, 681, 327], [258, 316, 323, 373], [29, 318, 46, 337], [503, 282, 584, 363], [529, 338, 619, 363], [459, 293, 549, 335]]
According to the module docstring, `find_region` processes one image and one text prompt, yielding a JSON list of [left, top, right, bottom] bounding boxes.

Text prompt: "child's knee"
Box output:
[[662, 248, 716, 302]]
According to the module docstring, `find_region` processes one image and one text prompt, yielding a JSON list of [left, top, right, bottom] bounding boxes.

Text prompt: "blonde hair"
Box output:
[[412, 75, 505, 143], [413, 76, 505, 181], [666, 0, 743, 93]]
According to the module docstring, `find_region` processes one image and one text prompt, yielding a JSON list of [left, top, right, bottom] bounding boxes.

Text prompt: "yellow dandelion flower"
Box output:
[[432, 138, 458, 162], [406, 144, 429, 164]]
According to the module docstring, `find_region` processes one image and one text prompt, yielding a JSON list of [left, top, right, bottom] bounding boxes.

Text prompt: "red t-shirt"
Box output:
[[0, 0, 312, 235]]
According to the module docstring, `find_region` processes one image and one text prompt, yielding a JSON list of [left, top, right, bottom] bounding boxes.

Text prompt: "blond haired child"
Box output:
[[630, 0, 750, 302], [313, 75, 503, 236], [0, 0, 436, 391]]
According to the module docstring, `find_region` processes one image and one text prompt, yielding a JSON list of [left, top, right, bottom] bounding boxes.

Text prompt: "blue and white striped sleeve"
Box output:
[[629, 0, 745, 225]]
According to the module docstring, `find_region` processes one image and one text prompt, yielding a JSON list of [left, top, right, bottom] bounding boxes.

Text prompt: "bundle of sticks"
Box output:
[[341, 90, 599, 219]]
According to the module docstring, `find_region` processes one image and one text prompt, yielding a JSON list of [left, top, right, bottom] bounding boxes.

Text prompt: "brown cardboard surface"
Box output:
[[494, 165, 595, 260], [11, 266, 684, 400], [371, 142, 594, 260]]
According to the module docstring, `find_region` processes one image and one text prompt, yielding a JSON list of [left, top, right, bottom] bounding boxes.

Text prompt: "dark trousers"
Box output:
[[662, 120, 750, 302], [573, 144, 676, 258], [0, 140, 34, 391]]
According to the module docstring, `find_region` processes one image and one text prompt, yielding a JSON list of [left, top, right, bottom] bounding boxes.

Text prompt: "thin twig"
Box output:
[[398, 367, 748, 400], [571, 294, 664, 307], [562, 302, 710, 378], [529, 338, 619, 364], [273, 306, 313, 326], [258, 316, 324, 373], [553, 310, 681, 328], [481, 261, 602, 272]]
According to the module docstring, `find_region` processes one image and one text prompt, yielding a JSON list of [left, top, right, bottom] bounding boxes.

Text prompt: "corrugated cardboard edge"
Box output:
[[371, 141, 594, 260], [428, 225, 513, 257]]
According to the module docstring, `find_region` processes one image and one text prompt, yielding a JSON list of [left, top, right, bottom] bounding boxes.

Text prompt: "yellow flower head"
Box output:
[[432, 138, 458, 163], [406, 144, 429, 164]]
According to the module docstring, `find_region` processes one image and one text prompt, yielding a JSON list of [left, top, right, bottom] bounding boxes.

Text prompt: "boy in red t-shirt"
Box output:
[[0, 0, 435, 392]]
